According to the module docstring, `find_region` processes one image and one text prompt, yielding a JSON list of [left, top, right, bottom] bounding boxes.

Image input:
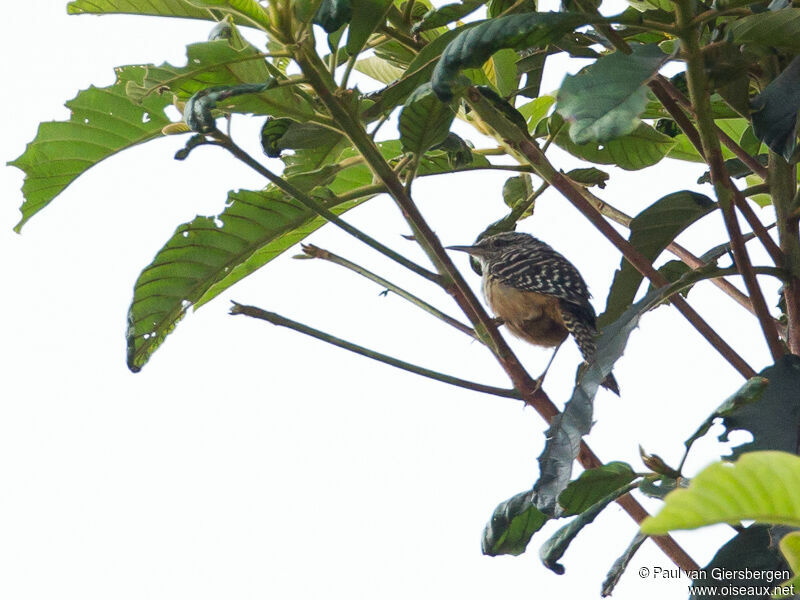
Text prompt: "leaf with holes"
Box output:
[[399, 83, 456, 155], [482, 490, 549, 556], [8, 66, 171, 232], [641, 451, 800, 533], [431, 12, 596, 101], [126, 40, 313, 121], [598, 191, 716, 329], [127, 186, 372, 372], [557, 44, 669, 144]]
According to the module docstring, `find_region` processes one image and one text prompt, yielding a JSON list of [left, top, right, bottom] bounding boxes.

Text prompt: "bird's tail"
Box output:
[[561, 308, 620, 396]]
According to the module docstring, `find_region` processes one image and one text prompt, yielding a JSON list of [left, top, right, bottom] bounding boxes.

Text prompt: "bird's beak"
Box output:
[[446, 244, 481, 255]]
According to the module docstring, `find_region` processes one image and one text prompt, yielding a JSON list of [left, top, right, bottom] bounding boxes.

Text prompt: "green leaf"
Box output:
[[346, 0, 393, 56], [598, 191, 716, 329], [690, 525, 792, 599], [601, 533, 647, 597], [412, 0, 487, 33], [752, 56, 800, 161], [355, 56, 406, 84], [517, 95, 555, 131], [8, 66, 171, 231], [546, 120, 676, 171], [314, 0, 352, 32], [127, 186, 371, 372], [557, 44, 668, 144], [729, 9, 800, 52], [557, 462, 636, 516], [431, 13, 596, 101], [399, 84, 456, 155], [481, 490, 549, 556], [540, 482, 637, 574], [646, 260, 692, 301], [697, 154, 769, 184], [67, 0, 229, 21], [566, 167, 609, 188], [183, 82, 277, 132], [482, 48, 520, 98], [126, 40, 314, 121], [184, 0, 270, 29], [260, 118, 293, 157], [502, 175, 531, 210], [640, 451, 800, 534]]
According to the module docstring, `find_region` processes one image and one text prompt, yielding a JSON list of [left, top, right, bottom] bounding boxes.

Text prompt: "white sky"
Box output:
[[0, 2, 781, 599]]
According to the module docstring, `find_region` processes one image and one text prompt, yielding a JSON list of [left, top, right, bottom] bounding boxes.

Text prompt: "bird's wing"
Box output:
[[489, 250, 591, 307]]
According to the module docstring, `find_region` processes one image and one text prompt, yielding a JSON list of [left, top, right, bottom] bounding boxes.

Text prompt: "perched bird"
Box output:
[[447, 231, 619, 394]]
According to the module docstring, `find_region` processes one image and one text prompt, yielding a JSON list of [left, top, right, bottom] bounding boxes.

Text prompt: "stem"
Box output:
[[209, 131, 442, 284], [675, 0, 784, 362], [339, 55, 358, 90], [230, 302, 517, 398], [467, 88, 756, 378], [379, 24, 424, 52], [402, 0, 416, 23], [770, 152, 800, 354], [299, 243, 477, 339]]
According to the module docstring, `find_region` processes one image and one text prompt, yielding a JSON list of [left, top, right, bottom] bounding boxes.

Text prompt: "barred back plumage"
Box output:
[[449, 232, 619, 395]]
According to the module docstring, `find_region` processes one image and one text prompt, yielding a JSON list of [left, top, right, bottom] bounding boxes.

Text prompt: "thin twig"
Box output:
[[208, 131, 442, 285], [299, 243, 477, 339], [230, 303, 518, 398]]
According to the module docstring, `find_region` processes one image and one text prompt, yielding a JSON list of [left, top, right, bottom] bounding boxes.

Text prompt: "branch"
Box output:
[[230, 302, 517, 398], [675, 0, 784, 362], [299, 243, 477, 339]]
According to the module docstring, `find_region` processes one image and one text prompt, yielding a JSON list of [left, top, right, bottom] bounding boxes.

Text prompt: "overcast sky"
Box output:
[[0, 2, 779, 599]]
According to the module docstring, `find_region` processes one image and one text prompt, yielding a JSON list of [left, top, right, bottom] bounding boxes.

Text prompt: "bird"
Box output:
[[447, 231, 619, 395]]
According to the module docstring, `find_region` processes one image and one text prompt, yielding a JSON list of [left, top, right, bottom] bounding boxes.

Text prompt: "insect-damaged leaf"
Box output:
[[598, 191, 716, 329], [8, 66, 171, 231], [431, 12, 596, 101], [557, 462, 636, 516], [557, 44, 669, 144]]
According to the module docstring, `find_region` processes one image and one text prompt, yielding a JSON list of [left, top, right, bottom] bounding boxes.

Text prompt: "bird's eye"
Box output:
[[491, 237, 511, 248]]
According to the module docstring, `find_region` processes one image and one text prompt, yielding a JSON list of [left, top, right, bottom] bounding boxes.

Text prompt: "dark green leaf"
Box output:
[[398, 83, 456, 154], [8, 66, 171, 231], [566, 167, 609, 188], [184, 82, 276, 132], [689, 525, 790, 599], [346, 0, 393, 56], [502, 175, 532, 210], [260, 117, 293, 157], [557, 44, 668, 144], [481, 490, 549, 556], [717, 355, 800, 459], [412, 0, 487, 33], [429, 133, 475, 168], [598, 191, 716, 329], [431, 13, 596, 101], [314, 0, 352, 32], [540, 482, 637, 574], [729, 9, 800, 52], [127, 186, 372, 372], [752, 56, 800, 161], [697, 154, 769, 184], [557, 462, 636, 516], [601, 533, 647, 597], [363, 23, 480, 120], [638, 475, 679, 499], [646, 260, 692, 301], [683, 375, 770, 455]]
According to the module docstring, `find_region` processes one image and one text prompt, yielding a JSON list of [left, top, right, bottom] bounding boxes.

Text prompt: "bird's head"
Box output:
[[447, 232, 542, 267]]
